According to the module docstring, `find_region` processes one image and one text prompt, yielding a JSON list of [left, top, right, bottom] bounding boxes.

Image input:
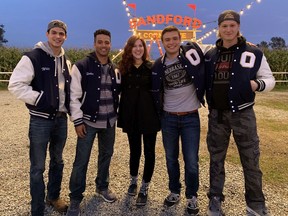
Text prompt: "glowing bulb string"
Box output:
[[122, 0, 213, 30], [122, 0, 262, 43], [197, 0, 262, 43]]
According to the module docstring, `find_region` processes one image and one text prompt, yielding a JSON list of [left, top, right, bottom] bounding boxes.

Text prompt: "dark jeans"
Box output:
[[69, 124, 115, 202], [161, 111, 200, 198], [29, 115, 67, 216], [127, 131, 157, 183], [207, 108, 266, 209]]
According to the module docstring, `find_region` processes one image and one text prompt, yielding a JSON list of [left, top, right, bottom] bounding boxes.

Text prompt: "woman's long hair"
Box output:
[[119, 35, 149, 75]]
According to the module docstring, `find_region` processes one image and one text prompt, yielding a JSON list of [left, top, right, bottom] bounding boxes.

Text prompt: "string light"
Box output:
[[197, 0, 263, 43], [121, 0, 263, 45]]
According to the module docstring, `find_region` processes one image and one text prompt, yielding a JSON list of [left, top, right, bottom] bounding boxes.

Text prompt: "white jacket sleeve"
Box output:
[[8, 56, 40, 105], [69, 64, 84, 123], [198, 44, 214, 55], [256, 55, 275, 92]]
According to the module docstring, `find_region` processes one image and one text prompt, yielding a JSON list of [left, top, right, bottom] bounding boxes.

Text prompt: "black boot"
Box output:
[[136, 181, 149, 206]]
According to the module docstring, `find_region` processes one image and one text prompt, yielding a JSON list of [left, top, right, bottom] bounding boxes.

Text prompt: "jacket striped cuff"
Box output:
[[254, 79, 266, 92], [74, 118, 84, 127]]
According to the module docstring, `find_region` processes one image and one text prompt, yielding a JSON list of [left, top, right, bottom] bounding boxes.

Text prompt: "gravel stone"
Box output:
[[0, 90, 287, 216]]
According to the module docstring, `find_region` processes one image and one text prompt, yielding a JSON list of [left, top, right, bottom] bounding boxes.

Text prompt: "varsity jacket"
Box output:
[[8, 44, 71, 119], [70, 52, 121, 126], [151, 43, 205, 117], [205, 37, 275, 112]]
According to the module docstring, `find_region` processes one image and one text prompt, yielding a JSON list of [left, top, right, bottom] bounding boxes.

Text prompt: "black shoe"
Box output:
[[136, 192, 147, 206], [187, 196, 199, 215], [164, 193, 180, 207], [128, 184, 137, 196]]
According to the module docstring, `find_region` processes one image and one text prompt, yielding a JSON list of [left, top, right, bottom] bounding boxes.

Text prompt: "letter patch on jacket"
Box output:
[[240, 51, 256, 68]]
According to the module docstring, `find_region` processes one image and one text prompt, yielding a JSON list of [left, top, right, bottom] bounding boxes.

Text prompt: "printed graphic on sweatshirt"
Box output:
[[164, 61, 191, 90], [211, 50, 234, 110], [214, 51, 234, 84]]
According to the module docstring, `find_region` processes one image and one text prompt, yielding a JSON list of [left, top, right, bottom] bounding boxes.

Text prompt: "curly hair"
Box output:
[[119, 35, 149, 75]]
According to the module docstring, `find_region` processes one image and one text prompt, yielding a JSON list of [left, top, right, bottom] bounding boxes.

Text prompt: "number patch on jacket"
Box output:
[[185, 49, 201, 66]]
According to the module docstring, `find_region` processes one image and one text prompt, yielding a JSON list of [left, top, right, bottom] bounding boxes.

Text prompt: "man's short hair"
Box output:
[[161, 25, 181, 41], [94, 29, 111, 42]]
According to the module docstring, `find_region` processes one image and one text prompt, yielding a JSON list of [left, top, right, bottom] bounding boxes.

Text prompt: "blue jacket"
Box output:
[[151, 43, 205, 117]]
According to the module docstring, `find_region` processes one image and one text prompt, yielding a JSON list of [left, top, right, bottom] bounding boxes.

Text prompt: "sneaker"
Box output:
[[187, 196, 199, 215], [207, 196, 225, 216], [46, 197, 68, 213], [96, 188, 117, 203], [164, 193, 180, 207], [246, 206, 270, 216], [128, 184, 137, 196], [66, 200, 80, 216]]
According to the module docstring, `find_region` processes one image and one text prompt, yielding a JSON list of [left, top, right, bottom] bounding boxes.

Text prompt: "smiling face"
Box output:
[[46, 27, 66, 54], [218, 20, 240, 46], [162, 30, 181, 59], [132, 39, 145, 61], [94, 34, 111, 58]]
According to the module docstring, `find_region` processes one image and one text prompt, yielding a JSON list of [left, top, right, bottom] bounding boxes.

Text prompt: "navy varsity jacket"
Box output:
[[70, 52, 121, 126], [205, 37, 275, 112], [25, 48, 71, 119]]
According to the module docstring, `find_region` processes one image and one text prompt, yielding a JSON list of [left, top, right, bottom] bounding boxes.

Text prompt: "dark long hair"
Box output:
[[119, 35, 149, 75]]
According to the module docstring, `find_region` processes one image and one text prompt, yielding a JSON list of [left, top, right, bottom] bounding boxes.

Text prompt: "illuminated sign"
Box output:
[[129, 14, 202, 29], [134, 30, 201, 42]]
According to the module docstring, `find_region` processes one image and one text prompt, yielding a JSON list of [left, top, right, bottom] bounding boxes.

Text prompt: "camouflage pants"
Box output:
[[207, 107, 266, 209]]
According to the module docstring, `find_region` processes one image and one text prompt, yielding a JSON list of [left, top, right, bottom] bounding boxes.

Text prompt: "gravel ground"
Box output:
[[0, 90, 287, 216]]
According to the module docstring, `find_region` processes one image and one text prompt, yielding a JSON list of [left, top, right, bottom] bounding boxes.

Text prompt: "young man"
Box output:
[[151, 25, 207, 215], [205, 10, 275, 216], [8, 20, 71, 215], [66, 29, 121, 215]]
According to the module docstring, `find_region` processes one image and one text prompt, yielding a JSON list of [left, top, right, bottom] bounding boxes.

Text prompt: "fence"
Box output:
[[0, 71, 288, 83]]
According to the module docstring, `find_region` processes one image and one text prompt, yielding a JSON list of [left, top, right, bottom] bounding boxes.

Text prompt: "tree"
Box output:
[[257, 41, 269, 50], [0, 24, 8, 46], [269, 37, 286, 50]]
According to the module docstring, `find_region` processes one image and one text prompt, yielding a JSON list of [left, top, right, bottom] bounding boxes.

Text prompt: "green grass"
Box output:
[[273, 84, 288, 91], [0, 82, 8, 90]]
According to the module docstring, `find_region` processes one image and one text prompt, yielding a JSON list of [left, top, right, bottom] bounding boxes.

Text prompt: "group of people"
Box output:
[[8, 9, 275, 216]]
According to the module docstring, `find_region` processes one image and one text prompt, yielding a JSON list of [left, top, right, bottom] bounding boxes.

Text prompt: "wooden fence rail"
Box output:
[[0, 71, 288, 83]]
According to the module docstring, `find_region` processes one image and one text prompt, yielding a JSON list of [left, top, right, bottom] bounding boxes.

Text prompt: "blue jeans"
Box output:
[[29, 115, 67, 216], [69, 124, 115, 202], [161, 111, 200, 198]]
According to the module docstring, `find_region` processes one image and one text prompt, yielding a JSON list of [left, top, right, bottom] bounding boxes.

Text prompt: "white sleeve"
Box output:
[[256, 55, 275, 92], [69, 64, 84, 122], [198, 44, 214, 55], [8, 56, 40, 105]]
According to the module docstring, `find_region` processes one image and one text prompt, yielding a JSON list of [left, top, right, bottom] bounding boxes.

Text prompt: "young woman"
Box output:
[[118, 35, 160, 206]]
